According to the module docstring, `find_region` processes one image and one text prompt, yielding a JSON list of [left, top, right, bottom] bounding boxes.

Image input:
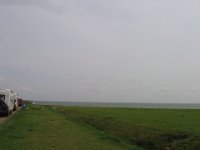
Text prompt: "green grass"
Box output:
[[1, 105, 200, 150], [0, 105, 140, 150], [50, 106, 200, 150]]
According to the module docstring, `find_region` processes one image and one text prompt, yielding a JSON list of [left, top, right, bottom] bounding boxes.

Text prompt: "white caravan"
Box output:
[[0, 89, 15, 116], [13, 91, 19, 110]]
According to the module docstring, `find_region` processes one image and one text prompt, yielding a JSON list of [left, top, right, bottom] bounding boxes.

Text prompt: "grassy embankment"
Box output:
[[0, 104, 140, 150], [51, 106, 200, 150], [1, 104, 200, 150]]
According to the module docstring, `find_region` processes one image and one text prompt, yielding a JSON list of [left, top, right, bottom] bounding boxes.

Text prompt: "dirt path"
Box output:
[[0, 107, 21, 124], [0, 116, 7, 124]]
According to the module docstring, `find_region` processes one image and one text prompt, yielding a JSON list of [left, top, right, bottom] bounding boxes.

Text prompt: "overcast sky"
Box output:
[[1, 0, 200, 103]]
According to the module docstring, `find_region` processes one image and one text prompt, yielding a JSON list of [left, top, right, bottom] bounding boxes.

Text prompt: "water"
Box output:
[[32, 101, 200, 109]]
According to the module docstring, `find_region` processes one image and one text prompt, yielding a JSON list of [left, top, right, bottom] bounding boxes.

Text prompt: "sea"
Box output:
[[32, 101, 200, 109]]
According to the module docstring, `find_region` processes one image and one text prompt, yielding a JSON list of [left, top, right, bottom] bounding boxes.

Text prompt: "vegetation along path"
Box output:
[[0, 105, 140, 150], [1, 104, 200, 150]]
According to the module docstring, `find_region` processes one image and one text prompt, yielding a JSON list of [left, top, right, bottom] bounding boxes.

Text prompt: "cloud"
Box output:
[[189, 87, 200, 93], [0, 0, 68, 14], [0, 75, 6, 82], [161, 87, 172, 93], [20, 87, 33, 92]]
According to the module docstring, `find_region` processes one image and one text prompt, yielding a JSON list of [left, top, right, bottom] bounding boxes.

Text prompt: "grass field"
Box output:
[[0, 105, 140, 150], [1, 105, 200, 150]]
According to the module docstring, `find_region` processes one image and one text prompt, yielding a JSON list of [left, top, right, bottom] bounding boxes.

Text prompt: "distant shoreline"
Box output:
[[32, 101, 200, 109]]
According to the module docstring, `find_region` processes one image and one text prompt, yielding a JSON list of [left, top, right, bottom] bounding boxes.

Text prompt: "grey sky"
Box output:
[[1, 0, 200, 103]]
